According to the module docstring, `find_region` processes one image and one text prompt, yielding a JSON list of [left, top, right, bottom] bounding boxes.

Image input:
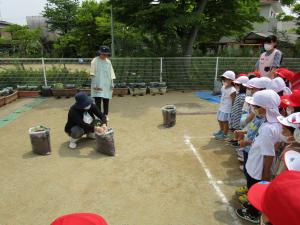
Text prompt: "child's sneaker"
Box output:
[[215, 133, 228, 140], [235, 208, 259, 224], [213, 130, 223, 136], [238, 194, 248, 204], [235, 186, 248, 196]]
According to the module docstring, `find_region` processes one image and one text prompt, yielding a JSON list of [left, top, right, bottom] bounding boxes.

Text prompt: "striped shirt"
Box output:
[[230, 93, 246, 130]]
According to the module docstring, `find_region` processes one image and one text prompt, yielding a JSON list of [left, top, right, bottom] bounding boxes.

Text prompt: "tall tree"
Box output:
[[4, 25, 43, 57], [43, 0, 79, 34], [111, 0, 263, 57]]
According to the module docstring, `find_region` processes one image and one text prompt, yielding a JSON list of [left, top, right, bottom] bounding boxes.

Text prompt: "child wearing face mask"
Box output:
[[65, 92, 107, 149], [255, 35, 282, 79], [236, 90, 282, 224], [274, 113, 300, 176], [214, 71, 236, 140]]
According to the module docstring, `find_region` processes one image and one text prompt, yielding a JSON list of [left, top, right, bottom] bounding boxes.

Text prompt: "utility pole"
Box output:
[[110, 5, 115, 57]]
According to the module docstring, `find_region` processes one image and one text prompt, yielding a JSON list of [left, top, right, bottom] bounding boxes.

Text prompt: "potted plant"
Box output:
[[149, 82, 167, 95], [17, 85, 40, 98], [128, 83, 147, 96], [113, 83, 129, 97], [0, 89, 9, 107], [41, 86, 53, 97]]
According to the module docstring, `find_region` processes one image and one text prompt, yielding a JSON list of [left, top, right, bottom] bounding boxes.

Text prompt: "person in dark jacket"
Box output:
[[65, 92, 107, 149]]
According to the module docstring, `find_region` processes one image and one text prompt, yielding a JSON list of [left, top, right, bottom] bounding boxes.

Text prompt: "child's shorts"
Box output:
[[217, 111, 231, 122]]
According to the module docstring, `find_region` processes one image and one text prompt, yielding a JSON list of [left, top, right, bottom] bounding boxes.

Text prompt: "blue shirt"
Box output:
[[244, 116, 265, 153]]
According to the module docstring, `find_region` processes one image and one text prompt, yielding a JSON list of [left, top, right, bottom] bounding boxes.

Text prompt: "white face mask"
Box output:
[[264, 43, 273, 51], [294, 128, 300, 143], [286, 107, 294, 116], [246, 89, 252, 96], [84, 104, 91, 110]]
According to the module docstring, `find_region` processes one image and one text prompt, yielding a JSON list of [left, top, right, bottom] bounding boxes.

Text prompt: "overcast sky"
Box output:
[[0, 0, 297, 25]]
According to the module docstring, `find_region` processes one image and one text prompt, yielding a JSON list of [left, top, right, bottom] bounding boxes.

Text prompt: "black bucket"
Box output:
[[162, 105, 176, 128], [95, 128, 115, 156], [41, 86, 53, 97], [29, 126, 51, 155]]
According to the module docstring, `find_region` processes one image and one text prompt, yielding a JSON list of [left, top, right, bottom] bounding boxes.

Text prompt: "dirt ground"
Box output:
[[0, 92, 251, 225]]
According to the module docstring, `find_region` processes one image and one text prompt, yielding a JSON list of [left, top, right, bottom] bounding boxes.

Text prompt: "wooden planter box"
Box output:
[[5, 91, 18, 104], [18, 91, 40, 98], [113, 88, 129, 97], [52, 88, 77, 98], [0, 96, 5, 107], [78, 88, 91, 96]]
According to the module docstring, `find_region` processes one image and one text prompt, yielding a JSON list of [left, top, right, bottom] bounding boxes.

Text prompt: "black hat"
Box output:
[[75, 92, 92, 109], [99, 46, 111, 56]]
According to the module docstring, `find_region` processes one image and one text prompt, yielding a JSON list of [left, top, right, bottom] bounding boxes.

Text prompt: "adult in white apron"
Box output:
[[90, 46, 116, 120], [255, 35, 282, 79]]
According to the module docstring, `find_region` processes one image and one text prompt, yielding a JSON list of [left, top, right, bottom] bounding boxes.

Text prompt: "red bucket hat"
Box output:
[[276, 68, 295, 81], [248, 171, 300, 225], [50, 213, 108, 225], [291, 71, 300, 91], [281, 90, 300, 108]]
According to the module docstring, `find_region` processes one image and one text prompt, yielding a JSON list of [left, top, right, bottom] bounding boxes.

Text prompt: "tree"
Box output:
[[111, 0, 263, 57], [4, 25, 43, 57], [43, 0, 79, 34]]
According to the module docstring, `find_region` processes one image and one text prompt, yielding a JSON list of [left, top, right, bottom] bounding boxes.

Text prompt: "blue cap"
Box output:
[[99, 46, 111, 56], [75, 92, 92, 109]]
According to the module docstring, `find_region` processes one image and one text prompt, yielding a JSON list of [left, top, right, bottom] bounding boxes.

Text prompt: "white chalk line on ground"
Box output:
[[184, 135, 242, 225]]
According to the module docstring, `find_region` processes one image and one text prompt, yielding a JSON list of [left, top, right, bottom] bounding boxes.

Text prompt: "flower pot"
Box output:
[[77, 88, 91, 96], [52, 88, 77, 98], [18, 91, 40, 98], [4, 91, 18, 104], [0, 96, 5, 107], [149, 87, 167, 95], [41, 86, 53, 97], [113, 88, 129, 97]]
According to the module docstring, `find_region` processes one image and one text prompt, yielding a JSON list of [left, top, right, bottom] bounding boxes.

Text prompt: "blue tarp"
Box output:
[[194, 92, 220, 104]]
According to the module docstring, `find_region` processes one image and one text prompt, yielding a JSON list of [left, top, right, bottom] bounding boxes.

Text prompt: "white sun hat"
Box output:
[[247, 77, 272, 89], [234, 76, 249, 85], [287, 112, 300, 125], [221, 70, 236, 81], [284, 150, 300, 172], [246, 90, 280, 122], [268, 77, 292, 96], [277, 115, 300, 129]]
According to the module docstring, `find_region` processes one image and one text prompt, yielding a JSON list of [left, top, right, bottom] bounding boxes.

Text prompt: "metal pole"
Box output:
[[42, 57, 48, 87], [214, 57, 219, 82], [160, 57, 163, 83], [110, 5, 115, 57]]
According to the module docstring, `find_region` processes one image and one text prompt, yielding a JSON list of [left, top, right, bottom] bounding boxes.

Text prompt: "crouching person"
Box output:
[[64, 92, 107, 149]]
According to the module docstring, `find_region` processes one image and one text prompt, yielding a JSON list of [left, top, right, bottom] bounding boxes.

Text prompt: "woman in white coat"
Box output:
[[90, 46, 116, 121]]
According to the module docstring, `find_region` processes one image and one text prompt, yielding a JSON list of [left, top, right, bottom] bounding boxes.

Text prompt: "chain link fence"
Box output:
[[0, 57, 299, 89]]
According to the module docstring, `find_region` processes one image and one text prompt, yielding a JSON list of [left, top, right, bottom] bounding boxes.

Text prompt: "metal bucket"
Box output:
[[162, 105, 176, 128]]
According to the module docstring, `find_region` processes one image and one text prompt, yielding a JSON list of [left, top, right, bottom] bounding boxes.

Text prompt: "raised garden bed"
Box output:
[[0, 96, 5, 107], [4, 91, 18, 104], [52, 83, 77, 98], [17, 85, 40, 98], [77, 88, 91, 96], [113, 83, 129, 97]]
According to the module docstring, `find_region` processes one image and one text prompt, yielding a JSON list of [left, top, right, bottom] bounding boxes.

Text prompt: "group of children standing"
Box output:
[[214, 68, 300, 224]]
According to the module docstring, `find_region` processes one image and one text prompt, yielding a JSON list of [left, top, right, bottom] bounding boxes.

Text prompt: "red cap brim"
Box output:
[[247, 181, 270, 212]]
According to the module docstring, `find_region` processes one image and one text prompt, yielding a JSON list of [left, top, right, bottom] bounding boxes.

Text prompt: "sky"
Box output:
[[0, 0, 298, 25]]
